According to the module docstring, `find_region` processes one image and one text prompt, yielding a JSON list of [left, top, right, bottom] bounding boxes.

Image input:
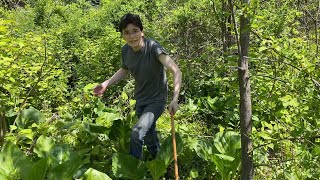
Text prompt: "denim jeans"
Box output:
[[129, 101, 165, 160]]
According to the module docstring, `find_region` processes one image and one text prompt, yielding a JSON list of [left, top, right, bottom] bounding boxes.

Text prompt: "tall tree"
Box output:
[[239, 0, 253, 179], [229, 0, 254, 178]]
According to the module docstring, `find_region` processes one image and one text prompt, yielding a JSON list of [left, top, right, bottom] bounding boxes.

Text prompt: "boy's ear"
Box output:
[[142, 31, 144, 37]]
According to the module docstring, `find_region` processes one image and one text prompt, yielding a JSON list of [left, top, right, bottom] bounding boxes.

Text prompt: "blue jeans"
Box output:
[[129, 102, 165, 160]]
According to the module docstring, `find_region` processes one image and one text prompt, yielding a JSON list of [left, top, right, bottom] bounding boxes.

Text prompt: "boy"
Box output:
[[93, 13, 182, 159]]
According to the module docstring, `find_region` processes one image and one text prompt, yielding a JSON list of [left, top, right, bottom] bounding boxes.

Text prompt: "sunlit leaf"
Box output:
[[112, 153, 147, 180], [82, 168, 112, 180], [15, 107, 45, 128], [146, 159, 167, 180]]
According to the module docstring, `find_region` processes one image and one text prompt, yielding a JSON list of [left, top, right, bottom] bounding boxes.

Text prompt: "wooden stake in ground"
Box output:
[[170, 112, 179, 180]]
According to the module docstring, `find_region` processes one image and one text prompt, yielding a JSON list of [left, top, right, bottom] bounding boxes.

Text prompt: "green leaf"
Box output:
[[50, 144, 72, 165], [156, 133, 183, 166], [187, 98, 197, 111], [25, 158, 48, 180], [146, 159, 167, 180], [214, 154, 235, 161], [82, 168, 112, 180], [83, 83, 98, 92], [214, 131, 241, 155], [112, 153, 147, 180], [94, 101, 106, 115], [34, 135, 55, 158], [96, 112, 122, 127], [257, 131, 273, 140], [84, 123, 110, 134], [189, 168, 199, 178], [48, 148, 88, 180], [19, 128, 34, 140], [121, 91, 128, 100], [0, 141, 33, 180], [192, 139, 213, 162], [15, 107, 45, 128], [261, 121, 273, 130], [279, 95, 299, 107], [211, 131, 241, 178]]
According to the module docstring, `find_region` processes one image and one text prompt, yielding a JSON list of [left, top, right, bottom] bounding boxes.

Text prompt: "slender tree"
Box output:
[[239, 0, 253, 179], [229, 0, 254, 178]]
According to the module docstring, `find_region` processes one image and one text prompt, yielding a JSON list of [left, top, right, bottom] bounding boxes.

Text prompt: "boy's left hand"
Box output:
[[169, 100, 179, 115]]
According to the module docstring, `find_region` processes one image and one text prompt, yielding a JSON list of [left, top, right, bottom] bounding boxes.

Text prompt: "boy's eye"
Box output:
[[123, 29, 140, 36]]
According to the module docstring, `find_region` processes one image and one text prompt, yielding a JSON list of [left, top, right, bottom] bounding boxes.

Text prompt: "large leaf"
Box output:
[[48, 150, 88, 180], [0, 141, 33, 179], [191, 138, 213, 162], [15, 107, 45, 128], [96, 112, 122, 128], [82, 168, 112, 180], [108, 119, 131, 152], [25, 158, 48, 180], [213, 131, 241, 155], [50, 144, 73, 165], [112, 153, 147, 180], [34, 135, 55, 158], [83, 123, 110, 134], [212, 131, 241, 179], [146, 159, 167, 180], [156, 133, 183, 166]]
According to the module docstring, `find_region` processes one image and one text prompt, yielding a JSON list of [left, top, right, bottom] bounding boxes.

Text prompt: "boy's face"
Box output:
[[122, 23, 144, 51]]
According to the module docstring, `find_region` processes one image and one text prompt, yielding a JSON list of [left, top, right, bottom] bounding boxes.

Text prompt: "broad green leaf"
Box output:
[[94, 101, 106, 115], [257, 131, 273, 140], [261, 121, 273, 130], [214, 131, 241, 155], [34, 135, 55, 158], [96, 112, 122, 127], [146, 159, 167, 180], [19, 128, 34, 140], [48, 149, 88, 180], [25, 158, 47, 180], [187, 98, 197, 111], [156, 133, 183, 166], [189, 168, 199, 178], [84, 123, 110, 134], [121, 91, 128, 100], [214, 154, 235, 161], [15, 107, 45, 128], [83, 83, 98, 92], [112, 153, 147, 180], [279, 95, 299, 107], [192, 139, 213, 161], [82, 168, 112, 180], [0, 141, 33, 180], [129, 99, 136, 106]]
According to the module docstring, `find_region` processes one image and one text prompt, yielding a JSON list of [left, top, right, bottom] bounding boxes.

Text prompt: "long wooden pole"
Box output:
[[170, 112, 179, 180]]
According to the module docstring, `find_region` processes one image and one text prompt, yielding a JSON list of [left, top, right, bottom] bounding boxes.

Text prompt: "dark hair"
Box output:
[[118, 13, 143, 33]]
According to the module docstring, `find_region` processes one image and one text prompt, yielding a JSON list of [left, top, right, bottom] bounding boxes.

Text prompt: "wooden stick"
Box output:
[[170, 112, 179, 180]]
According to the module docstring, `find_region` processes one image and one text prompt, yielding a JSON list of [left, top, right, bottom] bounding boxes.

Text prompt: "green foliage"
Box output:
[[146, 160, 167, 180], [0, 141, 32, 180], [25, 158, 48, 180], [112, 153, 147, 179], [82, 168, 111, 180], [189, 131, 241, 179], [0, 0, 319, 179], [15, 107, 45, 128]]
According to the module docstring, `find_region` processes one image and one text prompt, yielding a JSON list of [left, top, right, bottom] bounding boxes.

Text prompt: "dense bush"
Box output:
[[0, 0, 319, 179]]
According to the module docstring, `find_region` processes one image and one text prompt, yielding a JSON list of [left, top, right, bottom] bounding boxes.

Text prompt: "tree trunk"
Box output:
[[0, 113, 8, 146], [239, 0, 253, 179]]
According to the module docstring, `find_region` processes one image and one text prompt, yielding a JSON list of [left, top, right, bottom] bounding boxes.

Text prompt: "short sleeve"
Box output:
[[152, 41, 168, 57], [121, 47, 128, 70]]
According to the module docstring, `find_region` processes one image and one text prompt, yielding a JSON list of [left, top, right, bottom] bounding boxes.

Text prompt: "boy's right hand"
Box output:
[[93, 83, 107, 96]]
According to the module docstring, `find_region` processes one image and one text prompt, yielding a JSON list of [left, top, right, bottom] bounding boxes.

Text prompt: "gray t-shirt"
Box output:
[[121, 38, 168, 106]]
